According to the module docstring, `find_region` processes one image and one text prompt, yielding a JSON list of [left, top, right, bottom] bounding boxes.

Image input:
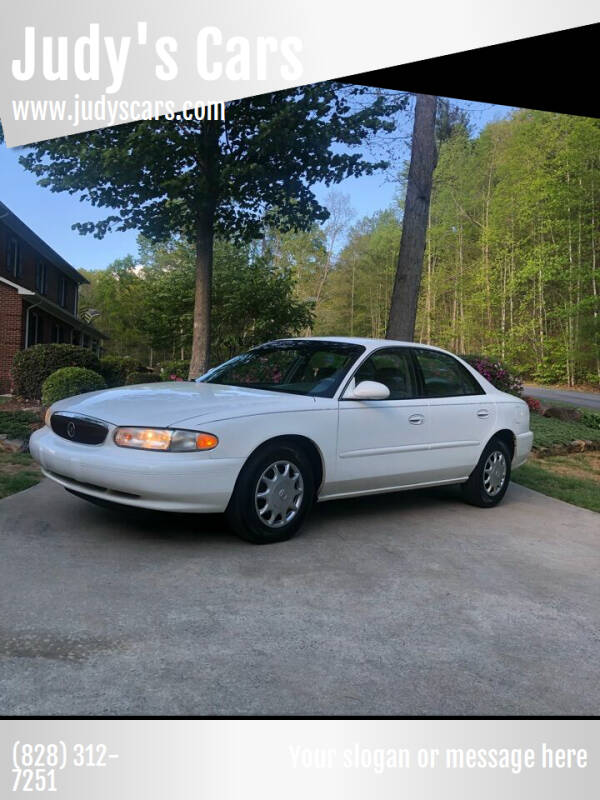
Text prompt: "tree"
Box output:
[[79, 256, 149, 361], [19, 85, 405, 376], [387, 94, 438, 341], [138, 236, 314, 365]]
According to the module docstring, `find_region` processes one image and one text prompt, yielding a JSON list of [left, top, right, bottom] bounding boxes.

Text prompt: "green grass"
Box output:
[[0, 451, 41, 499], [0, 410, 41, 439], [529, 413, 600, 448], [513, 458, 600, 513]]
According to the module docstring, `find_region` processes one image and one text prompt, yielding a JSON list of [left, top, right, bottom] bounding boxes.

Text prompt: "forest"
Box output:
[[80, 107, 600, 385]]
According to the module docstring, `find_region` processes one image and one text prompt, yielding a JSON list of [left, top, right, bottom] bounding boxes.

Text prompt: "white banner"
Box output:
[[0, 0, 598, 146], [1, 719, 598, 798]]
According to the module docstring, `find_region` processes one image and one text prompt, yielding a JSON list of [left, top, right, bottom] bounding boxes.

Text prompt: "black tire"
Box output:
[[461, 437, 512, 507], [226, 443, 315, 544]]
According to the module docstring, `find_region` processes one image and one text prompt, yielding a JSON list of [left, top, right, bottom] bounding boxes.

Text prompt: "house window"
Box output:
[[52, 323, 65, 344], [58, 276, 67, 307], [35, 261, 47, 294], [6, 237, 21, 279], [82, 334, 90, 348], [27, 312, 43, 346]]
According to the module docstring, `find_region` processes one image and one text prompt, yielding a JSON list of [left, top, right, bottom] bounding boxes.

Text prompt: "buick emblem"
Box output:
[[66, 421, 76, 439]]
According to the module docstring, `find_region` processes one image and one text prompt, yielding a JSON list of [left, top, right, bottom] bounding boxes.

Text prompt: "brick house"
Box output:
[[0, 201, 107, 393]]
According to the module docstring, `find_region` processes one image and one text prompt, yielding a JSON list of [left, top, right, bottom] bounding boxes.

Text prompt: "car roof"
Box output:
[[267, 336, 447, 353]]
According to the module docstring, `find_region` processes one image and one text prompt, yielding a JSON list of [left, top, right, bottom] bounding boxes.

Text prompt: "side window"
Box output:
[[354, 349, 417, 400], [6, 238, 21, 278], [35, 261, 47, 294], [58, 276, 67, 307], [413, 349, 484, 397]]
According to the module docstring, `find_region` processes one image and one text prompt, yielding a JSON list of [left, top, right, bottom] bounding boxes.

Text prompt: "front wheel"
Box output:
[[226, 443, 315, 544], [461, 438, 512, 507]]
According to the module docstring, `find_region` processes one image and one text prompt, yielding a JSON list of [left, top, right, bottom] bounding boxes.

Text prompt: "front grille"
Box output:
[[51, 413, 108, 445]]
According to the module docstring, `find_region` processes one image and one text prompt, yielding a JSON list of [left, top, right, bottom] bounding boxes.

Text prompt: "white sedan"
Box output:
[[30, 337, 533, 544]]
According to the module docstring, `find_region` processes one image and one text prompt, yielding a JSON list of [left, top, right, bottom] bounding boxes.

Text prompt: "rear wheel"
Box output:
[[461, 437, 511, 507], [226, 443, 315, 544]]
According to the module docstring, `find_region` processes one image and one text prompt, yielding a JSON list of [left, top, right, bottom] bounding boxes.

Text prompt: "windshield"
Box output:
[[199, 340, 365, 398]]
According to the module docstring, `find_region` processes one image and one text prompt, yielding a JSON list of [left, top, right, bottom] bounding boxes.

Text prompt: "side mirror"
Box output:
[[343, 379, 390, 401]]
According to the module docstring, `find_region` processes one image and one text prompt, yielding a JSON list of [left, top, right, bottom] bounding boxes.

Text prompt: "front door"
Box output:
[[332, 348, 435, 496]]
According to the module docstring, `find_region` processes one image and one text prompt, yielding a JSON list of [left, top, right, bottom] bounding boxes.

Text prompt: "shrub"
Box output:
[[523, 395, 543, 414], [12, 344, 101, 400], [125, 371, 162, 385], [0, 410, 41, 440], [159, 359, 190, 380], [99, 355, 145, 388], [578, 409, 600, 431], [42, 367, 106, 406], [462, 354, 523, 396]]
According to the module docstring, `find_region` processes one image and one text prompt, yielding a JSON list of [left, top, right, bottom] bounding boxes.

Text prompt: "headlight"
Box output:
[[114, 427, 218, 452], [45, 408, 53, 427]]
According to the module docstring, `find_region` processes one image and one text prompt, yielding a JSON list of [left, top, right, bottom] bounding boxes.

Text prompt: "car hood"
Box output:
[[51, 381, 323, 427]]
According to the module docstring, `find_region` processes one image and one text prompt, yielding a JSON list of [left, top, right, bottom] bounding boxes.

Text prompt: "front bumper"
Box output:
[[513, 430, 534, 468], [29, 426, 244, 513]]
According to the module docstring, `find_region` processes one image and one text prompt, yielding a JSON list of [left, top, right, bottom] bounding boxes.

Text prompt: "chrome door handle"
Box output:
[[477, 409, 489, 418], [408, 414, 424, 425]]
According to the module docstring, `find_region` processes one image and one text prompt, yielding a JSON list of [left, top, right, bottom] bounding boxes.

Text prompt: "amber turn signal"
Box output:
[[195, 433, 219, 450]]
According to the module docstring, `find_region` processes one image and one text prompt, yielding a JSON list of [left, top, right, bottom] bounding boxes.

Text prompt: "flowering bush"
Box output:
[[523, 395, 543, 414], [159, 360, 190, 380], [462, 354, 523, 397]]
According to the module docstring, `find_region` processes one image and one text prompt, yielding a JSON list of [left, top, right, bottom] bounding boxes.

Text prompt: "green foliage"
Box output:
[[99, 355, 145, 387], [79, 257, 149, 362], [12, 344, 101, 400], [312, 209, 400, 337], [19, 86, 404, 244], [462, 355, 523, 396], [579, 410, 600, 431], [0, 411, 41, 439], [529, 414, 600, 448], [19, 87, 407, 370], [82, 235, 314, 371], [125, 372, 162, 385], [415, 111, 600, 385], [42, 367, 106, 406], [211, 244, 314, 365], [310, 110, 600, 386], [0, 452, 41, 500], [513, 458, 600, 513], [159, 360, 190, 380]]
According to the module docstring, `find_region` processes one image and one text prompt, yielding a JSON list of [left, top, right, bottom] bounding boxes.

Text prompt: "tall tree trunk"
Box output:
[[425, 205, 432, 344], [591, 168, 599, 378], [188, 119, 220, 379], [349, 255, 356, 336], [189, 213, 214, 378], [387, 94, 437, 341]]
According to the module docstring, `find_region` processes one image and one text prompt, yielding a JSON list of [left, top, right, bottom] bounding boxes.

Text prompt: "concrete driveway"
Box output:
[[523, 384, 600, 410], [1, 479, 598, 716]]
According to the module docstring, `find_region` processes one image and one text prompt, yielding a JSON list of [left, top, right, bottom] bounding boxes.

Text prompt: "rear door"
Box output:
[[411, 348, 496, 480]]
